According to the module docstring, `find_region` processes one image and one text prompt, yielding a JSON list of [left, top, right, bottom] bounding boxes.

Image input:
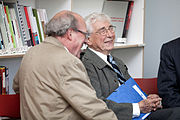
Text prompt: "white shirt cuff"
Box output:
[[132, 103, 140, 118]]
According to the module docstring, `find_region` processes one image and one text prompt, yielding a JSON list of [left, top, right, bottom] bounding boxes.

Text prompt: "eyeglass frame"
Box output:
[[95, 25, 116, 36], [72, 28, 90, 39]]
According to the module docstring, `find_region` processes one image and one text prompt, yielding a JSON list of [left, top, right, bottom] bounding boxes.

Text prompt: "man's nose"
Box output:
[[106, 29, 114, 37]]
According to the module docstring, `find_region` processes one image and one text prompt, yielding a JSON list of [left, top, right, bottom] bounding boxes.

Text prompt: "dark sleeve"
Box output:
[[82, 60, 133, 120], [158, 43, 180, 108]]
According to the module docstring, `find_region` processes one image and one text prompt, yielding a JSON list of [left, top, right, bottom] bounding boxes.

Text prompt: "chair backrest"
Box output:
[[134, 78, 158, 95], [0, 79, 157, 118], [0, 94, 20, 118]]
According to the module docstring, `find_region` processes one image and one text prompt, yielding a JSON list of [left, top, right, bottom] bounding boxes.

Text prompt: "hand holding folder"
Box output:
[[107, 77, 150, 120]]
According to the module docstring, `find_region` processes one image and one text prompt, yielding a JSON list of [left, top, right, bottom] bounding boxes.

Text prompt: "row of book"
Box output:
[[102, 0, 134, 44], [0, 66, 9, 95], [0, 0, 48, 55]]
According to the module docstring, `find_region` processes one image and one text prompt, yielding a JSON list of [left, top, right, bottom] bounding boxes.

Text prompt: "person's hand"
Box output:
[[138, 94, 162, 113], [147, 94, 162, 110]]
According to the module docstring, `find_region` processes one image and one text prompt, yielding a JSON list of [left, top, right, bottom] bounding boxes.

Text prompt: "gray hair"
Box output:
[[85, 12, 111, 34], [45, 13, 78, 36]]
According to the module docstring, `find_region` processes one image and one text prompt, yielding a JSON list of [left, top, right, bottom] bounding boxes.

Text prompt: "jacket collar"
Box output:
[[44, 36, 64, 48], [83, 48, 110, 69]]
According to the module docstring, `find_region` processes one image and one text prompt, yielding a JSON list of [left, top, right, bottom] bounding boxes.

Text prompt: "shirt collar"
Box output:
[[64, 46, 69, 52], [88, 48, 112, 67]]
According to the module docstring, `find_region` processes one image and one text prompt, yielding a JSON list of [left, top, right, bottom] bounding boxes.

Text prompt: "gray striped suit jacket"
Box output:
[[81, 48, 132, 120]]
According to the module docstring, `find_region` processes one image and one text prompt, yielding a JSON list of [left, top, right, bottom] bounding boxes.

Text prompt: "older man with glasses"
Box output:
[[81, 12, 180, 120], [13, 11, 118, 120]]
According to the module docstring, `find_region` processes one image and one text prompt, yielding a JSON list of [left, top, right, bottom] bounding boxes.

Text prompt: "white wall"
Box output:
[[112, 47, 143, 78], [144, 0, 180, 78], [36, 0, 71, 20], [71, 0, 104, 18]]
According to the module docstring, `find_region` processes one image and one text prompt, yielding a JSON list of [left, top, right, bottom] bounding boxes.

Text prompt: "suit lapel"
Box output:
[[83, 48, 108, 69], [82, 48, 129, 81]]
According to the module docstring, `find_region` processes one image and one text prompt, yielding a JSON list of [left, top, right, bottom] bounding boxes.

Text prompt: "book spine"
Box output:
[[0, 29, 4, 49], [5, 67, 9, 94], [37, 11, 44, 42], [20, 5, 31, 47], [0, 4, 8, 49], [24, 6, 35, 46], [33, 9, 42, 43], [37, 9, 48, 40], [122, 1, 134, 38], [27, 6, 40, 45], [9, 7, 23, 48], [0, 66, 6, 95], [33, 16, 40, 44], [13, 1, 26, 47], [1, 4, 13, 49], [0, 67, 2, 94], [4, 5, 16, 48]]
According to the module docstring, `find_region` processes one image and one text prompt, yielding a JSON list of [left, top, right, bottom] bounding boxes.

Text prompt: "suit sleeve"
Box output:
[[158, 43, 180, 108], [82, 60, 133, 120], [58, 59, 117, 120]]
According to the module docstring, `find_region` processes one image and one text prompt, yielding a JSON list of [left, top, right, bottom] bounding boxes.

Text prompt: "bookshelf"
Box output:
[[0, 0, 145, 96]]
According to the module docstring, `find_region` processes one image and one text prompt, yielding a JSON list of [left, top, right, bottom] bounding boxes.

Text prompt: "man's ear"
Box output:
[[67, 28, 73, 41]]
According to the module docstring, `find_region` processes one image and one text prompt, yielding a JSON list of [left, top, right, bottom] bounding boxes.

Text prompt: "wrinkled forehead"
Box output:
[[92, 20, 111, 31]]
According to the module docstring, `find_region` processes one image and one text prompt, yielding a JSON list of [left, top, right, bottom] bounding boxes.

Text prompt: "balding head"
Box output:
[[45, 10, 84, 37], [45, 10, 87, 58]]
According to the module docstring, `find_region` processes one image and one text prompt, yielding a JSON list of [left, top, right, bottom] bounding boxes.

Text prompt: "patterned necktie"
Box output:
[[107, 55, 126, 84]]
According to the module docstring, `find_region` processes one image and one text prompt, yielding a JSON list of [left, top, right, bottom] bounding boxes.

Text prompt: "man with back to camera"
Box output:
[[13, 10, 118, 120], [81, 12, 180, 120]]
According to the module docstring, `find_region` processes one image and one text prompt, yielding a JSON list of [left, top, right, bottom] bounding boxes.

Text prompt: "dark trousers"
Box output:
[[146, 107, 180, 120]]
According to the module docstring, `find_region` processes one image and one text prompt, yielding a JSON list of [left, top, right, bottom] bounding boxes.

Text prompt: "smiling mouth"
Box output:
[[104, 40, 113, 43]]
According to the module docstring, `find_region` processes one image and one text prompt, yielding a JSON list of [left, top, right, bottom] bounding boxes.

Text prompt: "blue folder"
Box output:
[[107, 77, 150, 120]]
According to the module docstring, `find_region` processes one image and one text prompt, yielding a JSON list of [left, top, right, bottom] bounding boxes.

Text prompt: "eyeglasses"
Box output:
[[73, 28, 89, 39], [95, 25, 116, 36]]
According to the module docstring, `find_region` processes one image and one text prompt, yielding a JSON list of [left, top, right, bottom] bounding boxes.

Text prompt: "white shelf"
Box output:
[[0, 46, 29, 58], [113, 43, 145, 49], [0, 53, 25, 58], [0, 43, 145, 58]]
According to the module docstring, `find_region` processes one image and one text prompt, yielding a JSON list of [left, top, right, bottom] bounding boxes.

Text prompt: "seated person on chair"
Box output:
[[80, 12, 179, 120], [158, 37, 180, 108], [13, 10, 118, 120]]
